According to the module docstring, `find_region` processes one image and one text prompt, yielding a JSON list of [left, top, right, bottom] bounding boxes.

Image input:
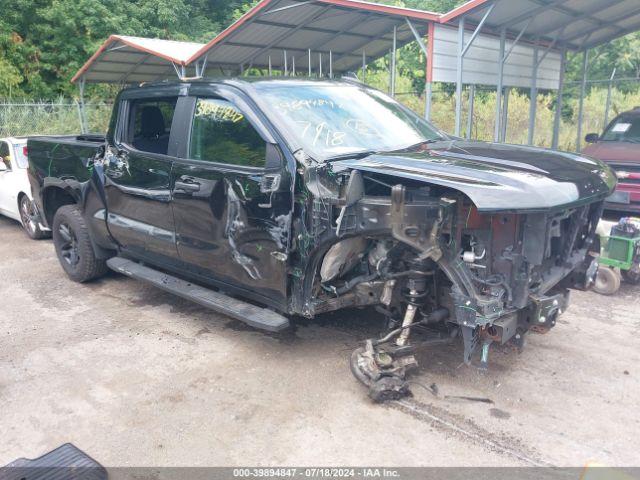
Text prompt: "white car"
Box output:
[[0, 137, 49, 239]]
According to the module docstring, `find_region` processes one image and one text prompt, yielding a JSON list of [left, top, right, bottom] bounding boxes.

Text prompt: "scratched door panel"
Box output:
[[171, 161, 290, 308], [104, 95, 180, 262], [170, 95, 292, 309]]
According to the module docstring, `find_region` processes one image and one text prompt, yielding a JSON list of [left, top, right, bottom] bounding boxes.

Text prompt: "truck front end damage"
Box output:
[[290, 157, 609, 402]]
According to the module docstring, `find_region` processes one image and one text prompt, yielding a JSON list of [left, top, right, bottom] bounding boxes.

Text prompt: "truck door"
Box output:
[[171, 91, 293, 310], [104, 95, 180, 263]]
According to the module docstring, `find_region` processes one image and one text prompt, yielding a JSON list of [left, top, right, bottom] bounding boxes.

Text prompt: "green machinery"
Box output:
[[594, 218, 640, 295]]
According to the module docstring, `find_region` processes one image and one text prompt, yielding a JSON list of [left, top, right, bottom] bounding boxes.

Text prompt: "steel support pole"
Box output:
[[362, 50, 366, 82], [329, 50, 333, 79], [604, 67, 616, 126], [425, 82, 432, 121], [319, 53, 323, 77], [391, 25, 397, 97], [494, 28, 506, 142], [501, 87, 510, 142], [292, 56, 296, 76], [284, 50, 288, 76], [528, 44, 539, 146], [576, 50, 589, 152], [455, 16, 465, 137], [308, 49, 312, 77], [77, 76, 88, 134], [552, 47, 567, 150], [268, 56, 272, 76], [466, 84, 475, 139]]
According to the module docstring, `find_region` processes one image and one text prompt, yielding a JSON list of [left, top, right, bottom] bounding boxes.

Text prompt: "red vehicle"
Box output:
[[584, 108, 640, 213]]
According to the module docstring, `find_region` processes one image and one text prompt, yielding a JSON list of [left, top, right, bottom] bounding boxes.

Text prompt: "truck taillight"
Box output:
[[22, 146, 28, 157]]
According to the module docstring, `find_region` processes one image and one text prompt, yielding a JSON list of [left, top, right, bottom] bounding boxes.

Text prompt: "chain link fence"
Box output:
[[2, 83, 639, 150], [0, 100, 113, 138]]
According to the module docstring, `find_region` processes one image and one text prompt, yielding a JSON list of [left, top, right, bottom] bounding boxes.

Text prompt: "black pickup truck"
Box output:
[[28, 78, 615, 401]]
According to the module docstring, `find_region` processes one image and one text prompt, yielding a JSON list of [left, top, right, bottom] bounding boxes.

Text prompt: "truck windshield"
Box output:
[[253, 82, 445, 161], [601, 116, 640, 143]]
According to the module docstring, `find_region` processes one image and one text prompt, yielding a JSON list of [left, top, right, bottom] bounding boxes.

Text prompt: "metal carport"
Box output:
[[72, 0, 640, 152], [437, 0, 640, 149]]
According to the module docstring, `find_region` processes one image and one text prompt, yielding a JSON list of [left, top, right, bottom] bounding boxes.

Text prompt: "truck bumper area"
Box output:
[[351, 289, 570, 402]]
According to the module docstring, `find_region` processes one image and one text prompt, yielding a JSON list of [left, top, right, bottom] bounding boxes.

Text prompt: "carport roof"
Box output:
[[441, 0, 640, 51], [72, 0, 640, 84], [71, 35, 205, 84], [187, 0, 439, 74]]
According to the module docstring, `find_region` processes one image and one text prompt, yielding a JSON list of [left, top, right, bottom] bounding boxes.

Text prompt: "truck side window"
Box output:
[[129, 97, 177, 155], [189, 98, 266, 168], [0, 141, 11, 170]]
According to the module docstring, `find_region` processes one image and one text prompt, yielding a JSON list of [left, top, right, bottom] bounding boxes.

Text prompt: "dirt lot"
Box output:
[[1, 214, 639, 468]]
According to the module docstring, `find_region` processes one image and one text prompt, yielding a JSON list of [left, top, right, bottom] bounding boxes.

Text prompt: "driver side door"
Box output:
[[170, 89, 293, 310]]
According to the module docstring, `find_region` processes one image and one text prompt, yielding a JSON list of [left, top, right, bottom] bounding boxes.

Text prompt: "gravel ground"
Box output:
[[1, 214, 639, 468]]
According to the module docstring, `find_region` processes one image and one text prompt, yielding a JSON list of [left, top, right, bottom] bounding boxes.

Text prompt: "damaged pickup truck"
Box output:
[[28, 78, 615, 401]]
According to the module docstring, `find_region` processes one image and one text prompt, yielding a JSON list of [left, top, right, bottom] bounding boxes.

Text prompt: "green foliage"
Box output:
[[0, 0, 247, 98]]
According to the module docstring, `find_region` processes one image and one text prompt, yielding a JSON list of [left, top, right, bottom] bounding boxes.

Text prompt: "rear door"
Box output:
[[104, 91, 181, 263], [170, 86, 293, 309]]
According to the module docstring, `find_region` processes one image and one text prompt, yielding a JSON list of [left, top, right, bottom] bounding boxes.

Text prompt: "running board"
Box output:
[[106, 257, 290, 332]]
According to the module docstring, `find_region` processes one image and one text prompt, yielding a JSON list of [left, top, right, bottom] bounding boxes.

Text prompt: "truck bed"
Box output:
[[27, 134, 106, 210]]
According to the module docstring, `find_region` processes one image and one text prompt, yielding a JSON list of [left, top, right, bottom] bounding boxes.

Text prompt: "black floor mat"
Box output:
[[0, 443, 106, 480]]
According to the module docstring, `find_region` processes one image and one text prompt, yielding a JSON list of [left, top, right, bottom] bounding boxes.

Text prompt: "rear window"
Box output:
[[602, 116, 640, 143], [13, 143, 28, 169], [127, 97, 178, 155]]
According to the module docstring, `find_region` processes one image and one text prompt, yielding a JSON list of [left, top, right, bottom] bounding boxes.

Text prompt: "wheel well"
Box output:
[[43, 187, 77, 226], [17, 192, 27, 208]]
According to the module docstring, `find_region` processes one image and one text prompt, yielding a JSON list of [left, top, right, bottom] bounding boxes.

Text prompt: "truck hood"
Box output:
[[335, 140, 616, 212]]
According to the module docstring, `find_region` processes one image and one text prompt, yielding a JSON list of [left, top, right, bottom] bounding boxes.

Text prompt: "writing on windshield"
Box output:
[[255, 83, 442, 160]]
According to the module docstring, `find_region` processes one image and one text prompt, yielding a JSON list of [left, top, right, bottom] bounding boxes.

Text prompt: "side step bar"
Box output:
[[106, 257, 290, 332]]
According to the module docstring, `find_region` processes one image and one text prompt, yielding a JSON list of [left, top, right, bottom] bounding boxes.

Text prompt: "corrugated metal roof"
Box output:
[[442, 0, 640, 51], [188, 0, 436, 74], [72, 35, 204, 84], [73, 0, 640, 84]]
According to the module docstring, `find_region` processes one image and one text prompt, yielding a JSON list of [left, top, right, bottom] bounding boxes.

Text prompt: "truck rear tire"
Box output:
[[52, 205, 108, 283]]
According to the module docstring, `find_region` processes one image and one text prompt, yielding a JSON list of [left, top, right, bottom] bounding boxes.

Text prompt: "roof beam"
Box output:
[[583, 18, 640, 50], [533, 0, 627, 37], [503, 17, 533, 62], [330, 19, 409, 70], [405, 18, 428, 56], [259, 1, 315, 16], [562, 7, 640, 44], [494, 0, 570, 29], [304, 11, 376, 53], [462, 2, 495, 57], [525, 0, 610, 30], [238, 5, 331, 67], [253, 19, 378, 40], [119, 53, 152, 83], [223, 41, 362, 59]]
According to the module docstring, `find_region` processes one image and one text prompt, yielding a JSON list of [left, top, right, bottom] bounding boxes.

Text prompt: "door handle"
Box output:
[[175, 180, 201, 193]]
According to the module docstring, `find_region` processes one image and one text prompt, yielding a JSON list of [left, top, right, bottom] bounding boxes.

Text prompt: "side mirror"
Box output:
[[585, 133, 600, 144]]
